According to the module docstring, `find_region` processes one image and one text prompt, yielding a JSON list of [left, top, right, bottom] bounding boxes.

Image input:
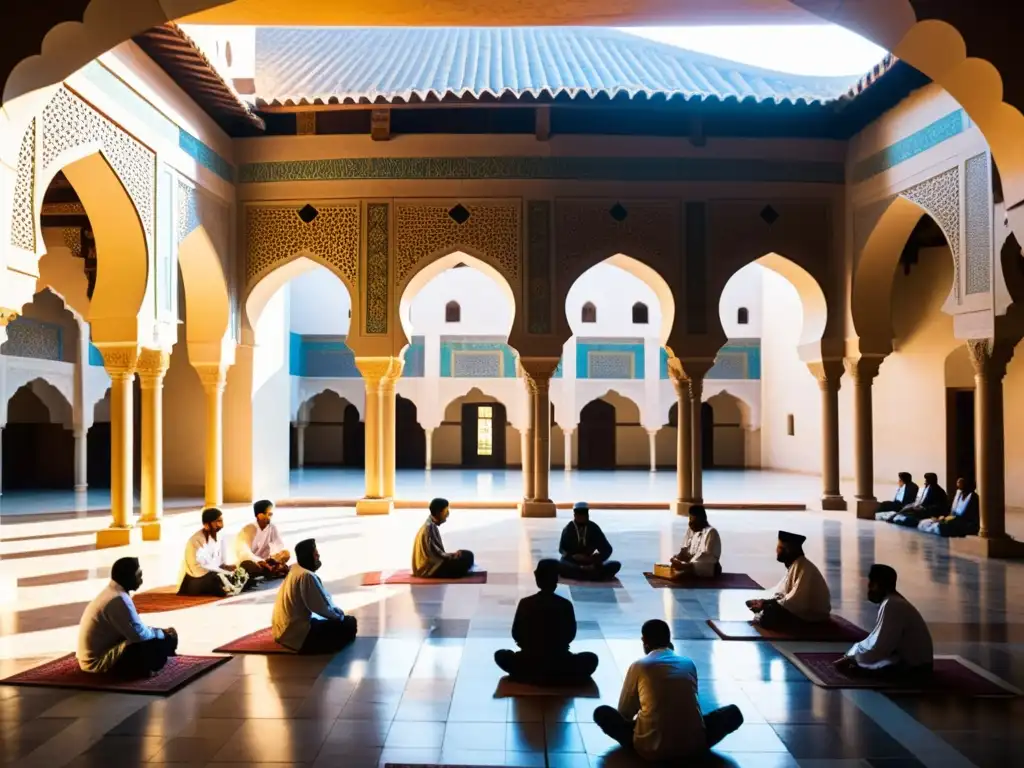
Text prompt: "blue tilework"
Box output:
[[178, 128, 234, 183], [440, 339, 516, 378], [290, 333, 360, 377], [852, 110, 966, 183], [577, 341, 643, 380]]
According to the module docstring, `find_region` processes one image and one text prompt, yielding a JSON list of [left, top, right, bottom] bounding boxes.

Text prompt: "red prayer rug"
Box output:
[[0, 653, 229, 695], [212, 628, 293, 654], [361, 569, 488, 585], [791, 651, 1019, 696], [495, 676, 600, 698], [708, 616, 869, 642], [644, 572, 762, 590], [132, 586, 223, 613]]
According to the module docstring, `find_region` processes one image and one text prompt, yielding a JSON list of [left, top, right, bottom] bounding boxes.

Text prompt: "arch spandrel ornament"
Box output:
[[9, 118, 35, 251], [245, 204, 360, 293], [901, 166, 961, 298], [393, 202, 521, 289]]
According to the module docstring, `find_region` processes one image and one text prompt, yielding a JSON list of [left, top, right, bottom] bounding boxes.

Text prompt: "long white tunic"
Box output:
[[76, 581, 164, 672], [846, 593, 933, 669], [676, 526, 722, 578], [769, 555, 831, 622], [617, 649, 707, 760], [272, 564, 347, 650], [235, 521, 287, 563], [180, 529, 230, 581]]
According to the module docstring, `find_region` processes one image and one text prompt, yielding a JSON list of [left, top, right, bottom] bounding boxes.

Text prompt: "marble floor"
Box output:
[[2, 498, 1024, 768]]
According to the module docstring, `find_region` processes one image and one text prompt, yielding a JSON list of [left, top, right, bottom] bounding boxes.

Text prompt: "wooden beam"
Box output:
[[370, 108, 391, 141], [296, 112, 316, 135], [535, 105, 551, 141]]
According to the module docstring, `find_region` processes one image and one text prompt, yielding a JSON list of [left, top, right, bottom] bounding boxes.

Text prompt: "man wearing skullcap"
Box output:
[[745, 531, 831, 627], [557, 502, 622, 582], [411, 498, 476, 578], [835, 564, 932, 677]]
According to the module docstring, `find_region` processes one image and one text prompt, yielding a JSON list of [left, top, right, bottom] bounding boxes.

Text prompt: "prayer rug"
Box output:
[[790, 652, 1020, 696], [212, 628, 293, 654], [361, 569, 488, 585], [0, 653, 229, 695], [133, 586, 223, 613], [558, 576, 623, 588], [707, 616, 869, 642], [644, 572, 762, 590], [494, 676, 600, 698]]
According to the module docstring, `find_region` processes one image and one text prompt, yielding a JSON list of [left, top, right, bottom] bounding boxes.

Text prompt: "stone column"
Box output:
[[520, 358, 559, 517], [809, 360, 847, 511], [425, 428, 434, 470], [73, 429, 87, 491], [196, 365, 228, 508], [689, 375, 706, 505], [671, 376, 693, 515], [97, 347, 138, 548], [380, 362, 403, 500], [354, 358, 396, 515], [521, 378, 536, 502], [563, 428, 573, 471], [845, 357, 882, 519], [137, 349, 169, 541], [295, 421, 307, 468], [647, 429, 658, 473]]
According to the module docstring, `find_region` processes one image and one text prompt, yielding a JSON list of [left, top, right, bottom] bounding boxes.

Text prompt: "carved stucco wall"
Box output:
[[393, 202, 521, 288], [901, 166, 961, 299], [365, 203, 389, 335], [9, 119, 36, 251], [245, 205, 360, 292], [964, 153, 992, 295]]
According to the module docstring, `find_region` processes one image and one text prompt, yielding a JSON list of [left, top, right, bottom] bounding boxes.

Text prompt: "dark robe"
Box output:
[[557, 521, 622, 581]]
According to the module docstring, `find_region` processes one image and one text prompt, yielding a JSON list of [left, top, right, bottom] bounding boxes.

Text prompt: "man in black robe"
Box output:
[[494, 559, 598, 685], [557, 502, 622, 581]]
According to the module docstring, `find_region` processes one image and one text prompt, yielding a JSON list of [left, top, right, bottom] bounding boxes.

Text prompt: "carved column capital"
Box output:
[[380, 358, 404, 392], [194, 363, 229, 394], [355, 356, 401, 387], [519, 356, 560, 382], [843, 355, 883, 384], [807, 359, 845, 392], [966, 338, 1016, 380], [0, 308, 19, 326], [137, 348, 170, 388], [98, 345, 138, 381]]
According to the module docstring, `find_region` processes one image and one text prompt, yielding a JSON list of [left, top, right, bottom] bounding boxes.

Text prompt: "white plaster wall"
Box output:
[[406, 267, 514, 337], [566, 262, 662, 338], [289, 266, 351, 335], [250, 285, 291, 498], [719, 263, 764, 338]]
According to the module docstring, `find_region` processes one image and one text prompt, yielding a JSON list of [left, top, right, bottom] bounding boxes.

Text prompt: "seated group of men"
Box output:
[[875, 472, 980, 538]]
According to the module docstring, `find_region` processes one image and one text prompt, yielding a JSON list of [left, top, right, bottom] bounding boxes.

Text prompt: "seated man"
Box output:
[[593, 619, 743, 761], [875, 472, 919, 521], [746, 531, 831, 628], [835, 564, 933, 678], [235, 499, 290, 580], [889, 473, 947, 527], [558, 502, 622, 582], [273, 538, 358, 653], [494, 559, 599, 686], [918, 477, 979, 537], [412, 498, 475, 578], [178, 508, 248, 597], [670, 505, 722, 579], [77, 557, 178, 676]]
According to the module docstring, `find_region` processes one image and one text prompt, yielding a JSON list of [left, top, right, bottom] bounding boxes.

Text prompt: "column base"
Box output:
[[139, 520, 163, 541], [356, 498, 393, 516], [821, 495, 847, 511], [950, 534, 1024, 559], [96, 525, 139, 549], [519, 500, 557, 518], [74, 484, 88, 492], [854, 498, 879, 520], [671, 500, 698, 516]]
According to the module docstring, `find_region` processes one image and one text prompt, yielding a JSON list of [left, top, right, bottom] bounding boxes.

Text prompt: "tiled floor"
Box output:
[[1, 476, 1023, 767]]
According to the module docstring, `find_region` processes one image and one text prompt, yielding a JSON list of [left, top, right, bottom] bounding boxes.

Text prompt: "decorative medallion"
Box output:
[[365, 203, 390, 335]]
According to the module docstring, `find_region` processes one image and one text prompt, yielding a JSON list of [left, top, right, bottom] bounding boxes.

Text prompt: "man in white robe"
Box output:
[[236, 499, 290, 580], [178, 508, 247, 597], [835, 564, 933, 678], [670, 505, 722, 579], [273, 538, 357, 653], [746, 530, 831, 627]]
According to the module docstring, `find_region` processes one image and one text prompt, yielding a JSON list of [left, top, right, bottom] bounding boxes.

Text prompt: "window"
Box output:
[[445, 301, 461, 323], [632, 302, 649, 324], [787, 414, 795, 436], [581, 302, 597, 323], [477, 405, 493, 456], [737, 307, 749, 325]]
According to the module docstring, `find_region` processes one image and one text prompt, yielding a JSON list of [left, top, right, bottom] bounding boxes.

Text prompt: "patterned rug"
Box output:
[[132, 587, 223, 613], [0, 654, 229, 695], [792, 652, 1019, 696], [644, 572, 762, 590], [708, 616, 869, 642], [212, 628, 293, 654], [361, 569, 488, 585]]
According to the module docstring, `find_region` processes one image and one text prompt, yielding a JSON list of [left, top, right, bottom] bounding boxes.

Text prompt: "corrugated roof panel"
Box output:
[[253, 27, 866, 106]]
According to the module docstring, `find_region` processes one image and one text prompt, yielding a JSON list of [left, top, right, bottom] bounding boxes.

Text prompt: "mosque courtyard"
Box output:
[[1, 472, 1022, 767]]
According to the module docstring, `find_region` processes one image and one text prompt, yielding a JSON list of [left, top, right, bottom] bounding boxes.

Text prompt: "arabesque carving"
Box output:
[[10, 119, 36, 251], [246, 205, 359, 287], [901, 167, 960, 299]]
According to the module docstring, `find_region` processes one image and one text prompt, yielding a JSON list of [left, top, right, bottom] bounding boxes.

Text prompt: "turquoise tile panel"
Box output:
[[852, 110, 966, 183]]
